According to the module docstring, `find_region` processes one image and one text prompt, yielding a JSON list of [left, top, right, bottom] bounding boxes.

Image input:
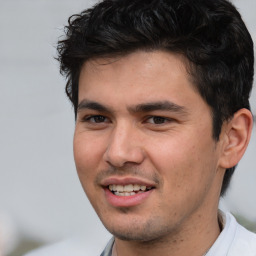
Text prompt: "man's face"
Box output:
[[74, 51, 224, 241]]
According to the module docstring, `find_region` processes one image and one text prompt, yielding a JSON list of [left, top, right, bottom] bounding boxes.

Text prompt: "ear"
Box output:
[[218, 108, 253, 169]]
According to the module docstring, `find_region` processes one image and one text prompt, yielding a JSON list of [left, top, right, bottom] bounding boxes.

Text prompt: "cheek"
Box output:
[[73, 134, 107, 211], [148, 135, 197, 172], [73, 132, 106, 189], [147, 133, 216, 193]]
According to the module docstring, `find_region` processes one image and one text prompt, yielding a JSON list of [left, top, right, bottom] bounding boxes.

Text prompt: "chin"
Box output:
[[103, 218, 173, 243]]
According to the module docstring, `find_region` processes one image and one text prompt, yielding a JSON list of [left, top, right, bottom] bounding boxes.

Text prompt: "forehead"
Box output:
[[78, 50, 204, 111], [80, 50, 188, 80]]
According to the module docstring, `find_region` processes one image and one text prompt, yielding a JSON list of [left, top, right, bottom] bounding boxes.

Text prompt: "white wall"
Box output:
[[0, 0, 255, 247]]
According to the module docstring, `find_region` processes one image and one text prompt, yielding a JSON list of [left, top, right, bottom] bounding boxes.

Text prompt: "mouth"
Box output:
[[108, 184, 154, 196], [101, 177, 156, 207]]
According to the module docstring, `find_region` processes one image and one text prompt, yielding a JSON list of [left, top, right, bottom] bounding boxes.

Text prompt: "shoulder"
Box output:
[[23, 235, 111, 256], [226, 212, 256, 256], [207, 211, 256, 256], [229, 214, 256, 255]]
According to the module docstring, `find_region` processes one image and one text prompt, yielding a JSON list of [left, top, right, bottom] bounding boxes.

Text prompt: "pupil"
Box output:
[[95, 116, 105, 123], [153, 117, 165, 124]]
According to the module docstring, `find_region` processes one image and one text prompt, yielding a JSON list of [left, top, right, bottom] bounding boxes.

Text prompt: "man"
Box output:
[[26, 0, 256, 255]]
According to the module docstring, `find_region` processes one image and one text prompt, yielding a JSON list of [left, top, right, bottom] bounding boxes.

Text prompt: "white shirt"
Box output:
[[207, 212, 256, 256], [24, 212, 256, 256]]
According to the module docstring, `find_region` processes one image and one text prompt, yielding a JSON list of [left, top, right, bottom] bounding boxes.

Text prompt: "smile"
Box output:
[[109, 184, 153, 196]]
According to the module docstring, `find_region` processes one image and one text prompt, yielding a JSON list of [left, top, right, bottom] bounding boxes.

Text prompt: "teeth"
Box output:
[[133, 184, 140, 191], [108, 184, 152, 195], [116, 185, 124, 192], [114, 191, 136, 196], [124, 184, 133, 192], [141, 185, 146, 191]]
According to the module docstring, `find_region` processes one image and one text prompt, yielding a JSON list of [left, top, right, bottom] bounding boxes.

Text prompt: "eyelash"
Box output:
[[82, 115, 108, 123], [82, 115, 173, 125], [145, 116, 171, 125]]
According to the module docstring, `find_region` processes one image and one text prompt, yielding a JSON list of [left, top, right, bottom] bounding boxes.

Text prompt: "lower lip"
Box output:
[[104, 188, 154, 207]]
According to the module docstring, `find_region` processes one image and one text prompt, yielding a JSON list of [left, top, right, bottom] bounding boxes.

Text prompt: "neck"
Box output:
[[113, 209, 221, 256]]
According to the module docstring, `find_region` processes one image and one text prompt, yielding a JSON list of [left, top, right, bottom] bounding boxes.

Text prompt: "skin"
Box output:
[[73, 50, 252, 256]]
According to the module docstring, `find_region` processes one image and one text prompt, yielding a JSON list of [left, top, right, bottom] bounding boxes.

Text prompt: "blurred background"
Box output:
[[0, 0, 255, 255]]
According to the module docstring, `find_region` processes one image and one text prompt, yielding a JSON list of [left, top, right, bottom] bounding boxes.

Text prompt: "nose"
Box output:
[[103, 123, 145, 168]]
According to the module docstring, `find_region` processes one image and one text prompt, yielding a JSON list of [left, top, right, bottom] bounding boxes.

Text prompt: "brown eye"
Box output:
[[85, 115, 107, 123], [147, 116, 167, 124]]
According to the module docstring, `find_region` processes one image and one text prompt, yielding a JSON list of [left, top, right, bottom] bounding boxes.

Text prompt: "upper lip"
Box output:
[[100, 176, 157, 188]]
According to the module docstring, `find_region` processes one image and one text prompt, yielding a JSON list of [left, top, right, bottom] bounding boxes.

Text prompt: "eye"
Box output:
[[146, 116, 169, 124], [84, 115, 108, 123]]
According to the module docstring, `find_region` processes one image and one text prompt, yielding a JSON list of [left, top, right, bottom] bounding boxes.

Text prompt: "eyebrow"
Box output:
[[77, 100, 111, 113], [128, 101, 188, 115], [77, 99, 188, 115]]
